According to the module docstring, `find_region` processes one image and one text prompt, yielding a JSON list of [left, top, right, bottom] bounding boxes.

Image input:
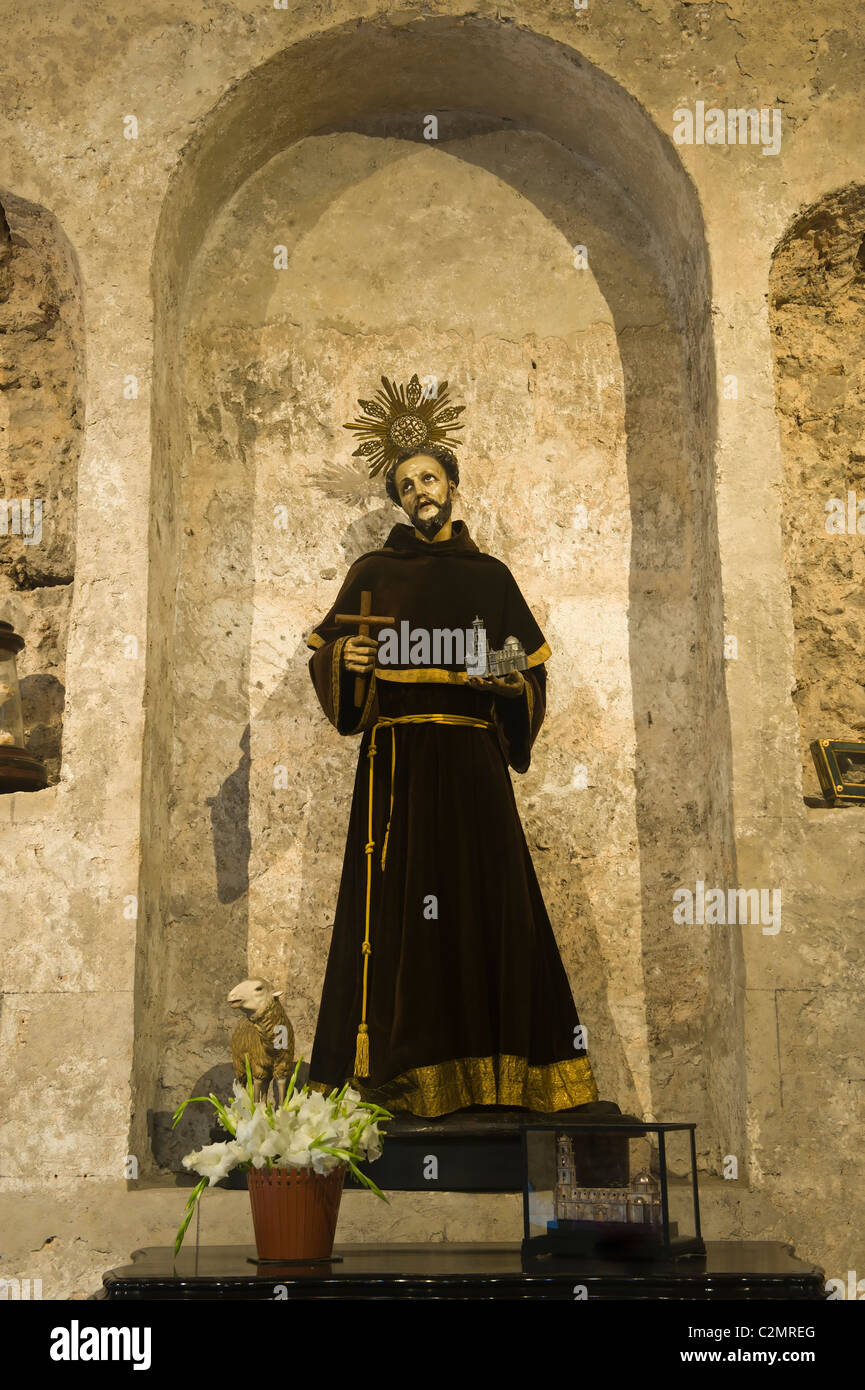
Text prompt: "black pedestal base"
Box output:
[[348, 1099, 633, 1192]]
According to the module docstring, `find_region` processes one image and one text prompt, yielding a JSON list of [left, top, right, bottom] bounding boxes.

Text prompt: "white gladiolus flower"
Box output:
[[334, 1119, 353, 1149], [183, 1140, 248, 1183], [179, 1079, 388, 1190], [229, 1082, 254, 1117], [282, 1145, 313, 1170], [311, 1149, 340, 1176], [271, 1113, 295, 1141], [257, 1128, 285, 1162], [363, 1126, 383, 1162], [300, 1091, 329, 1117], [234, 1109, 272, 1150], [293, 1125, 323, 1154]]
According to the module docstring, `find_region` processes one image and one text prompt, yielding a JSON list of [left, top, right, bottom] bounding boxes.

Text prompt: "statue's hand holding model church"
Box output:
[[306, 374, 598, 1118]]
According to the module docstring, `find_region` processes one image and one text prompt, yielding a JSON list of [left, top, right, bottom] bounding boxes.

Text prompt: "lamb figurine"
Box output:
[[227, 978, 295, 1106]]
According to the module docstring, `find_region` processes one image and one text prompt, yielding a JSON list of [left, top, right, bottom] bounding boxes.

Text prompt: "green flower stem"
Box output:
[[207, 1094, 237, 1136], [173, 1177, 209, 1258], [282, 1057, 303, 1107], [314, 1144, 388, 1201], [170, 1093, 237, 1137], [171, 1096, 212, 1127]]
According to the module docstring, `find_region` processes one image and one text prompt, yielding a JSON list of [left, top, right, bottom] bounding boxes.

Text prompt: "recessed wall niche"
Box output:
[[0, 192, 84, 784], [769, 184, 865, 800], [136, 20, 738, 1183]]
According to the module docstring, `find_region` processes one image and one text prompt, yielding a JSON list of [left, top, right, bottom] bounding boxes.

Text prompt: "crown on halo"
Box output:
[[344, 373, 466, 479]]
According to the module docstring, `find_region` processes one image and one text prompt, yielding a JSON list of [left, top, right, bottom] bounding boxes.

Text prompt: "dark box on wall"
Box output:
[[810, 738, 865, 806]]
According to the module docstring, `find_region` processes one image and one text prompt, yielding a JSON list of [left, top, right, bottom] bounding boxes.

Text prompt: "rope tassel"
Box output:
[[354, 1022, 370, 1078]]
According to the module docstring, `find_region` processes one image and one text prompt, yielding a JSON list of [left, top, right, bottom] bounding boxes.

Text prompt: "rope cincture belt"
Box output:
[[353, 713, 494, 1079]]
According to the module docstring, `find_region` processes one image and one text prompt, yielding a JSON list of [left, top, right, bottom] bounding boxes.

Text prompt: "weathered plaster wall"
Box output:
[[770, 185, 865, 797], [0, 0, 862, 1299]]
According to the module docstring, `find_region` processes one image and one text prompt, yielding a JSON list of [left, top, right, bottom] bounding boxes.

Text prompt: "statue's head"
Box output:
[[386, 445, 459, 539]]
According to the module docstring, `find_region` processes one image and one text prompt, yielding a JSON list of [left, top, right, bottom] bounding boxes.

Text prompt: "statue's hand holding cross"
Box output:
[[333, 589, 395, 706]]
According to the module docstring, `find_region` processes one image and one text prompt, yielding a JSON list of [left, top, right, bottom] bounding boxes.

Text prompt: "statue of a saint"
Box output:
[[306, 375, 598, 1117]]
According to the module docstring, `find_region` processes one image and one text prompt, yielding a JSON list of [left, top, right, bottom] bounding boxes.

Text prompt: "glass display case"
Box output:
[[521, 1120, 705, 1261], [0, 619, 47, 792]]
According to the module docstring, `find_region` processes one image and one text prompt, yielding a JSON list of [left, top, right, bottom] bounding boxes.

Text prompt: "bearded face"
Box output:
[[392, 455, 456, 539]]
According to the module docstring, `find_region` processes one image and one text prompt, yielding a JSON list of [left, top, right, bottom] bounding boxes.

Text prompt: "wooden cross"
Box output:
[[333, 590, 395, 706]]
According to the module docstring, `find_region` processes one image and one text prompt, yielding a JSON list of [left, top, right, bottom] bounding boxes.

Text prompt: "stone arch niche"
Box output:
[[769, 185, 865, 800], [0, 191, 83, 784], [133, 16, 741, 1179]]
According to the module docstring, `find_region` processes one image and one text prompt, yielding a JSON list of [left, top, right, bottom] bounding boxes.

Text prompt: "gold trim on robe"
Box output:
[[362, 642, 551, 683], [330, 634, 377, 733], [344, 1053, 598, 1117], [331, 635, 347, 722], [524, 672, 535, 730], [357, 668, 377, 728]]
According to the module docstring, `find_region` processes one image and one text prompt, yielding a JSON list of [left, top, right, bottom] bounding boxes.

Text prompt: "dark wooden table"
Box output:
[[100, 1240, 825, 1300]]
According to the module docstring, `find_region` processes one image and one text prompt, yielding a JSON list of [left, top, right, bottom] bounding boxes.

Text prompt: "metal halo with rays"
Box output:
[[343, 373, 466, 479]]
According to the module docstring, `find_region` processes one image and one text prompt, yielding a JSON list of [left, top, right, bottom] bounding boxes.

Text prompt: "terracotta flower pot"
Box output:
[[246, 1164, 346, 1260]]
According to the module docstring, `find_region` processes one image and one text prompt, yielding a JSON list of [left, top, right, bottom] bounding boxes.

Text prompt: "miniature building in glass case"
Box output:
[[522, 1121, 705, 1261]]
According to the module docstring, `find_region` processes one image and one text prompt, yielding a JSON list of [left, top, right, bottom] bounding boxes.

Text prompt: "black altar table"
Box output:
[[100, 1240, 824, 1301]]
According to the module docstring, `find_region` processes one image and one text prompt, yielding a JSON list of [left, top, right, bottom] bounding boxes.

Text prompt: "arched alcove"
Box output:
[[769, 184, 865, 800], [133, 15, 740, 1179], [0, 191, 83, 785]]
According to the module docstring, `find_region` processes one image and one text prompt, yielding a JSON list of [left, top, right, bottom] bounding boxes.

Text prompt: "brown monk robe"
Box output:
[[306, 519, 598, 1117]]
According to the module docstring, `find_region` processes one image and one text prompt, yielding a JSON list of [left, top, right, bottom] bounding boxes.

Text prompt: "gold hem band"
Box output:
[[349, 1052, 598, 1118]]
